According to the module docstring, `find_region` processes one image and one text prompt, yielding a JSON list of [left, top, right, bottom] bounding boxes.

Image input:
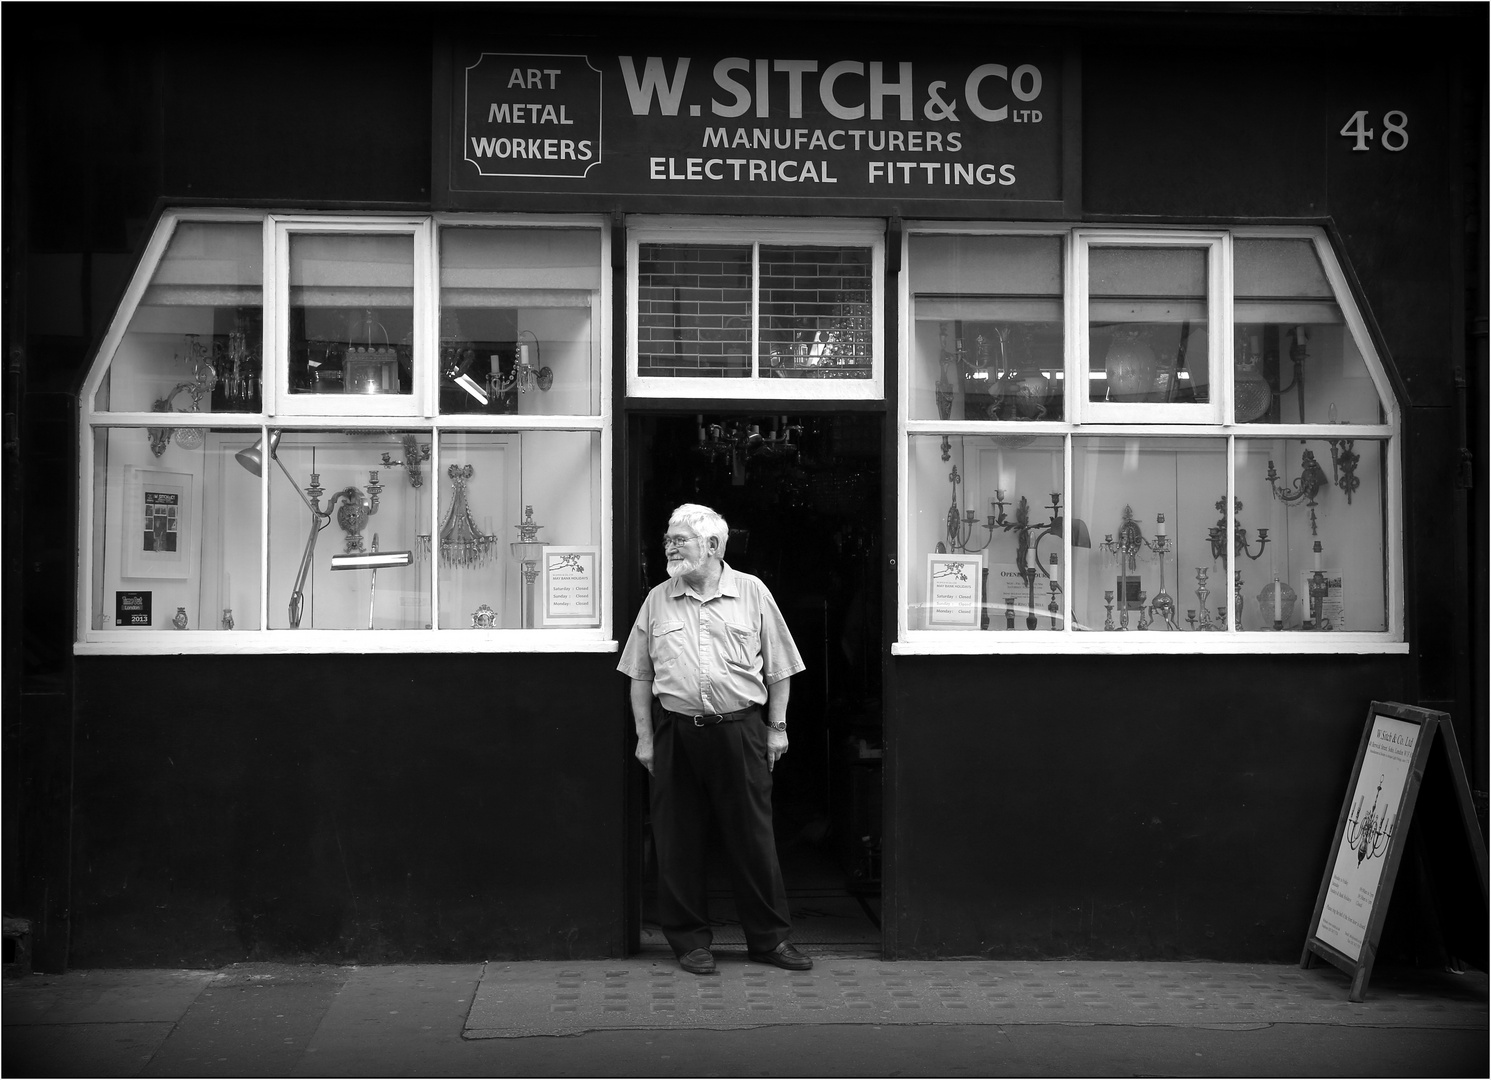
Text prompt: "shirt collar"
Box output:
[[666, 560, 740, 601]]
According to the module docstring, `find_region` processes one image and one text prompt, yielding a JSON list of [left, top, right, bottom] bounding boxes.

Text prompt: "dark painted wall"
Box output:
[[5, 6, 1484, 968], [69, 653, 625, 965], [887, 656, 1411, 960]]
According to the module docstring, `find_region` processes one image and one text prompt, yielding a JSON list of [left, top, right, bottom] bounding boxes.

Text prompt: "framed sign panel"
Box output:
[[1301, 701, 1488, 1001], [541, 545, 600, 627], [925, 552, 983, 629]]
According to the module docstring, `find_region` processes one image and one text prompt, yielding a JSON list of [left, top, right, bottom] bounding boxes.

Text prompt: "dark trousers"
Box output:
[[649, 707, 793, 956]]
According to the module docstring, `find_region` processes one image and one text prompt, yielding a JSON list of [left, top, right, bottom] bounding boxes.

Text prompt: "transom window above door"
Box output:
[[626, 218, 885, 400]]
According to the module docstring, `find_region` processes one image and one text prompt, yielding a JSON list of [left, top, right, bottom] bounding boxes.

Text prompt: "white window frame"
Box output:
[[1072, 229, 1228, 427], [268, 215, 433, 420], [76, 209, 615, 655], [626, 215, 885, 401], [895, 221, 1405, 656]]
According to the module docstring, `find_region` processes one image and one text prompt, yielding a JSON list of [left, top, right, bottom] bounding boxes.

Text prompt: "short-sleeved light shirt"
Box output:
[[617, 562, 806, 715]]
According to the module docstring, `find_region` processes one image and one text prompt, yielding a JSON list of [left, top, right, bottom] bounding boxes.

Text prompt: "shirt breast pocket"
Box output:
[[723, 621, 760, 671], [651, 621, 686, 667]]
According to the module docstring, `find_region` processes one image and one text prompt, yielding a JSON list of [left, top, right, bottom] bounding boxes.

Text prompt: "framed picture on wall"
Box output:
[[123, 466, 194, 579]]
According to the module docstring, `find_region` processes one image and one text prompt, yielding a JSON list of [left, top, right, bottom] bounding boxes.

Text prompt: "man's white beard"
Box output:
[[666, 553, 700, 579]]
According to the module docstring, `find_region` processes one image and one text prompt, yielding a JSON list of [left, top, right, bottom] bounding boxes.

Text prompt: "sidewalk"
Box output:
[[4, 950, 1487, 1077]]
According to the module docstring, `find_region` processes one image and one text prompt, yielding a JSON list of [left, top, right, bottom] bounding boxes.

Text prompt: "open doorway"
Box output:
[[629, 411, 883, 955]]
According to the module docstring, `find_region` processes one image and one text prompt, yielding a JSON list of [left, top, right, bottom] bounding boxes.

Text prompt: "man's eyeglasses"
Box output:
[[662, 534, 699, 549]]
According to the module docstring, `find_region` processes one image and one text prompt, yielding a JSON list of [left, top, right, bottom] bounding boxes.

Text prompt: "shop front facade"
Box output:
[[6, 5, 1485, 971]]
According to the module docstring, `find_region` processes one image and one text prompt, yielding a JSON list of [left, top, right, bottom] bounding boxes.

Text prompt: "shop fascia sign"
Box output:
[[447, 48, 1065, 203]]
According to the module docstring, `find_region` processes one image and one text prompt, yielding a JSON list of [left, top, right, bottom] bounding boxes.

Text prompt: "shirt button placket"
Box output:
[[699, 605, 715, 713]]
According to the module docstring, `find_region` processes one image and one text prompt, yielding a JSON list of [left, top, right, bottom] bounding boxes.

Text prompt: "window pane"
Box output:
[[1232, 239, 1385, 424], [434, 430, 602, 629], [1236, 437, 1387, 631], [94, 222, 263, 413], [439, 228, 601, 415], [90, 427, 262, 630], [908, 235, 1064, 421], [288, 234, 414, 397], [1071, 437, 1225, 631], [906, 434, 1067, 630], [638, 243, 752, 378], [1088, 246, 1209, 406], [759, 246, 873, 380], [266, 430, 429, 629]]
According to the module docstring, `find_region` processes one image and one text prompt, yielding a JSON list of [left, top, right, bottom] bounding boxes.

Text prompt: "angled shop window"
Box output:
[[897, 225, 1403, 655], [77, 210, 613, 654]]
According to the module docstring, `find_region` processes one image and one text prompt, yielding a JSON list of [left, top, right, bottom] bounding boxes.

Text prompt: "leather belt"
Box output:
[[667, 706, 760, 727]]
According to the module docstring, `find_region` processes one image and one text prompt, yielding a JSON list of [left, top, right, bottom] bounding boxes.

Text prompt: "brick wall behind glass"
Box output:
[[759, 247, 873, 371], [637, 244, 752, 378]]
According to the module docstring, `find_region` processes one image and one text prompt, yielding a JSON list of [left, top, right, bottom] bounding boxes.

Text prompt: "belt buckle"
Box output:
[[692, 713, 721, 727]]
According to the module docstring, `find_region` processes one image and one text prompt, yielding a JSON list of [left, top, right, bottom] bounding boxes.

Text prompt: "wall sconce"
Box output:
[[148, 335, 217, 456], [1266, 448, 1330, 535], [490, 334, 553, 399], [418, 464, 498, 568]]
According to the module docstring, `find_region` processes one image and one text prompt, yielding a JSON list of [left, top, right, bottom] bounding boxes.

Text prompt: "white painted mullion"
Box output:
[[1062, 431, 1073, 634], [255, 423, 271, 636], [1225, 435, 1237, 632], [428, 432, 443, 631], [751, 242, 761, 379]]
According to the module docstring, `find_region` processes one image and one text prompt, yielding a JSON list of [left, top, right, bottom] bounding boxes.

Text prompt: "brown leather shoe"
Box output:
[[678, 947, 716, 975], [747, 941, 813, 970]]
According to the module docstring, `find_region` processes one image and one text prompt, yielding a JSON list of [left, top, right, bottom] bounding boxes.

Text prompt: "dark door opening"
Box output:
[[628, 411, 883, 955]]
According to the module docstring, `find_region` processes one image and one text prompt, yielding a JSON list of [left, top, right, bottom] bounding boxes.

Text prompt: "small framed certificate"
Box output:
[[541, 545, 600, 627], [925, 552, 983, 630]]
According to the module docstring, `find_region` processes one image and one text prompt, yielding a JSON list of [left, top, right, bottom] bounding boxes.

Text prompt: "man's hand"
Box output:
[[630, 678, 656, 775], [766, 726, 788, 771]]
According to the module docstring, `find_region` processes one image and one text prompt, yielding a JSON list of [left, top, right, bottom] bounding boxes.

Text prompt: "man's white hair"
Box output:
[[669, 503, 729, 556]]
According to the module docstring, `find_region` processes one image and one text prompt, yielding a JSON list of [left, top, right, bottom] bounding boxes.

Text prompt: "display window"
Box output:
[[627, 218, 885, 400], [77, 210, 612, 653], [898, 224, 1402, 654], [438, 227, 602, 416]]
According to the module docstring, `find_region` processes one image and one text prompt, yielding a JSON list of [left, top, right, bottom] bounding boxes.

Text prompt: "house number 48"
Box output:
[[1340, 110, 1409, 152]]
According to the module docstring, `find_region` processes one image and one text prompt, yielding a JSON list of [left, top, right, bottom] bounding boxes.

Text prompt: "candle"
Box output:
[[1273, 575, 1282, 624], [1313, 542, 1322, 572], [1156, 512, 1166, 537]]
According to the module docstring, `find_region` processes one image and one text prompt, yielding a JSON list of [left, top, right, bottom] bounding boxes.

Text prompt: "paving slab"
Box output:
[[464, 956, 1490, 1038], [143, 964, 349, 1078]]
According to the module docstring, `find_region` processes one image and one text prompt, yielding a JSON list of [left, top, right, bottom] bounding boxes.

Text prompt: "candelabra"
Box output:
[[1186, 567, 1227, 631], [1345, 774, 1395, 865], [1097, 505, 1173, 629], [511, 505, 545, 629], [1306, 539, 1332, 631]]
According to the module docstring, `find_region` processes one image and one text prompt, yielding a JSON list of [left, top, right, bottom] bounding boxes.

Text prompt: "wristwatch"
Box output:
[[766, 719, 787, 731]]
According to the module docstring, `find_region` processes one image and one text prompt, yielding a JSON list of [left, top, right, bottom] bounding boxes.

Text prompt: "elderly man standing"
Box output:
[[618, 502, 813, 975]]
